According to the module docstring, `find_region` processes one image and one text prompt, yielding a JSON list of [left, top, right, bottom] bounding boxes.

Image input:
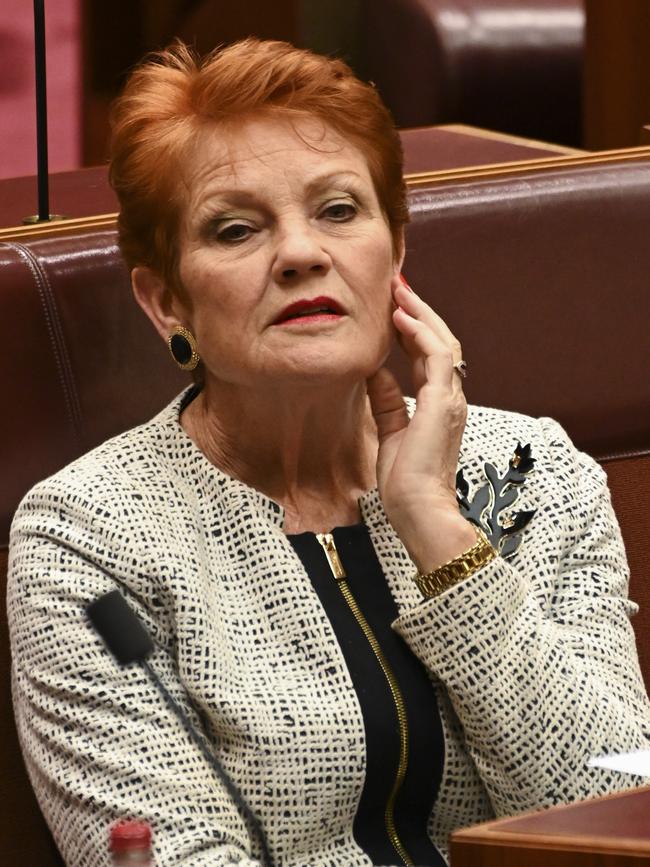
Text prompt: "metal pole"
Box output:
[[23, 0, 65, 224], [33, 0, 50, 221]]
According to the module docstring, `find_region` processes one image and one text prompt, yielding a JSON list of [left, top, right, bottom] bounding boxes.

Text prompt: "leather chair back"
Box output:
[[362, 0, 584, 146], [0, 233, 185, 865]]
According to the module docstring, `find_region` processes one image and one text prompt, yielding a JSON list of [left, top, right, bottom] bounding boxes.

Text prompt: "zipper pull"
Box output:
[[316, 532, 347, 580]]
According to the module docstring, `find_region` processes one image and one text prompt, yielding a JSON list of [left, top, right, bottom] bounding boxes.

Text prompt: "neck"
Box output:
[[181, 377, 378, 533]]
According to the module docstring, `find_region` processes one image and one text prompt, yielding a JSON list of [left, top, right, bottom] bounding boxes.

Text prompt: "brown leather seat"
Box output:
[[2, 148, 649, 862], [0, 234, 186, 864], [362, 0, 585, 146]]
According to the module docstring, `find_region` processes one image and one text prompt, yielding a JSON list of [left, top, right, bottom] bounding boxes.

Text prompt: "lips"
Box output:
[[273, 296, 344, 325]]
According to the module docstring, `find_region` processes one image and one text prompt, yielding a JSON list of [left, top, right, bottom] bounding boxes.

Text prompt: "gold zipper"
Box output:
[[316, 532, 414, 867]]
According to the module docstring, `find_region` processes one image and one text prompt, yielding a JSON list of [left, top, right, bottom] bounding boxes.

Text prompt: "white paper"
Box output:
[[588, 750, 650, 777]]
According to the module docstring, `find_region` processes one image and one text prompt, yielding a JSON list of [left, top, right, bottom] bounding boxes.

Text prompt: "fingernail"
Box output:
[[399, 273, 413, 291]]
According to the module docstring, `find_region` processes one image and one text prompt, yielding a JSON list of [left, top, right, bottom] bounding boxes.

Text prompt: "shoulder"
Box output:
[[406, 396, 609, 538], [405, 395, 584, 472], [7, 391, 200, 621], [10, 390, 190, 538], [462, 404, 602, 484], [460, 405, 610, 519], [460, 404, 605, 506], [464, 404, 569, 463], [459, 405, 618, 571]]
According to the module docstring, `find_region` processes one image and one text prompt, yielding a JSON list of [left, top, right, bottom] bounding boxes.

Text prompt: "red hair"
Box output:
[[109, 39, 408, 289]]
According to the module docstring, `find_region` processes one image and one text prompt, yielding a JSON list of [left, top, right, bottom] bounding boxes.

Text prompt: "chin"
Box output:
[[278, 351, 387, 387]]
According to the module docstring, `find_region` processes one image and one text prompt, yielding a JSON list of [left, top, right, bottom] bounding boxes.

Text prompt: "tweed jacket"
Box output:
[[8, 390, 650, 867]]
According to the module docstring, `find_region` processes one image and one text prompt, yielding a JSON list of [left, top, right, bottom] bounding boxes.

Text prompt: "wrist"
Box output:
[[414, 526, 497, 599], [393, 507, 479, 574]]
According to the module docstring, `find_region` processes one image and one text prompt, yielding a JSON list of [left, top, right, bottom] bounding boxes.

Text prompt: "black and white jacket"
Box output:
[[8, 390, 650, 866]]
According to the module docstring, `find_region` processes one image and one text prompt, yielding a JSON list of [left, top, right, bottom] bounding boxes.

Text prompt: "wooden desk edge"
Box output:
[[452, 828, 650, 857], [452, 786, 650, 857], [437, 123, 584, 155], [2, 146, 650, 243]]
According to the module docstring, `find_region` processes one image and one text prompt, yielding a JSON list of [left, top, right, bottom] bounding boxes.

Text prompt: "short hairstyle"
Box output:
[[109, 38, 408, 291]]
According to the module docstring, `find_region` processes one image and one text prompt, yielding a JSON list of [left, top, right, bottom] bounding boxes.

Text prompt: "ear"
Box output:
[[131, 266, 188, 343], [392, 228, 406, 275]]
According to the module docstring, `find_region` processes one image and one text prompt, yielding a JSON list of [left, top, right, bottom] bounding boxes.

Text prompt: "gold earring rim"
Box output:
[[167, 325, 200, 371]]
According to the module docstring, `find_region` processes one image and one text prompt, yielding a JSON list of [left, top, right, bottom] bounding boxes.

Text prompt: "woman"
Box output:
[[8, 38, 650, 867]]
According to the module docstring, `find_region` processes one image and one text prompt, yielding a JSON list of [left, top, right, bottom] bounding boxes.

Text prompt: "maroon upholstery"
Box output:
[[0, 234, 187, 548], [399, 125, 578, 174], [604, 455, 650, 688], [0, 167, 119, 229], [393, 158, 650, 460], [0, 128, 575, 230], [1, 149, 649, 862], [362, 0, 584, 146]]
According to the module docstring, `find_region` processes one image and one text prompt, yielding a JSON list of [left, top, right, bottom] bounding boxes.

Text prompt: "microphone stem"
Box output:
[[141, 660, 274, 867], [33, 0, 50, 221]]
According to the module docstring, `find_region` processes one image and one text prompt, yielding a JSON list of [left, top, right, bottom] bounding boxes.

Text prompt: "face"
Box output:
[[170, 115, 402, 390]]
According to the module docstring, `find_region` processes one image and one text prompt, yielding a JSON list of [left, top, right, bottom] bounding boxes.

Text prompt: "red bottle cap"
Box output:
[[110, 819, 152, 852]]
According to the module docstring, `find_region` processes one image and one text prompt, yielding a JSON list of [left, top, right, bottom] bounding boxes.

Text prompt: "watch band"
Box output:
[[413, 527, 497, 599]]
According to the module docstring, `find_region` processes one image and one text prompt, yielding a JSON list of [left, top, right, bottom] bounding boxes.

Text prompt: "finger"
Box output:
[[393, 283, 465, 392], [393, 283, 462, 358], [393, 317, 427, 393], [393, 306, 463, 392], [393, 287, 456, 359], [366, 367, 410, 441], [394, 287, 460, 355], [394, 281, 454, 336]]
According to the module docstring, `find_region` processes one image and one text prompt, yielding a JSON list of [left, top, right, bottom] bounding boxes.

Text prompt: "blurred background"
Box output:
[[2, 0, 650, 179]]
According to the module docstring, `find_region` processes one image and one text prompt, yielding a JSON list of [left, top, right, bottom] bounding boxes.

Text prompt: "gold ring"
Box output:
[[453, 360, 468, 379]]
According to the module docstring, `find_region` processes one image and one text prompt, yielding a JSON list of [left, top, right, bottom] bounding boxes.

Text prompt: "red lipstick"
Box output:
[[273, 296, 344, 326]]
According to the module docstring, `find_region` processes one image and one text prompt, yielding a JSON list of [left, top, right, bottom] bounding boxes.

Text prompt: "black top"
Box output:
[[288, 524, 446, 867]]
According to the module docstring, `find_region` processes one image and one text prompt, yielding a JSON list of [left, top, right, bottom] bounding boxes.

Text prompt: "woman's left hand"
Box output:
[[367, 275, 477, 573]]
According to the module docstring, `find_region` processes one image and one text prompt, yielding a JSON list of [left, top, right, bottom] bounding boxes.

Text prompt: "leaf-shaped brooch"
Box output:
[[456, 442, 537, 559]]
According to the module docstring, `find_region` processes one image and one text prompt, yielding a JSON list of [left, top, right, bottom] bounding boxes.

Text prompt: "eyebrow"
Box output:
[[305, 170, 365, 194], [194, 170, 366, 214]]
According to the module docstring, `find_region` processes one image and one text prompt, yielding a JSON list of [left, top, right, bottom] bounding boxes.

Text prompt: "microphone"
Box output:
[[86, 590, 274, 867], [86, 590, 154, 665]]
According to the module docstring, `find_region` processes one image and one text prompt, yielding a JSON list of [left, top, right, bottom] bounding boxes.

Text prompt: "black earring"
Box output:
[[167, 325, 200, 370]]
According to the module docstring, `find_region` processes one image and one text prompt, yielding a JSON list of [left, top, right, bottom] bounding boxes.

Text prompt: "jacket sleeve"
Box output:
[[7, 480, 263, 867], [392, 416, 650, 816]]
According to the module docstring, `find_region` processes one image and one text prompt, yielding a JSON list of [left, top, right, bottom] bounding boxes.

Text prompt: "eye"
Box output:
[[321, 200, 357, 222], [215, 221, 256, 244]]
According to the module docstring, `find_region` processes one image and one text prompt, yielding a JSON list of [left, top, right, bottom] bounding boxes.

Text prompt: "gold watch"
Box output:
[[413, 527, 497, 599]]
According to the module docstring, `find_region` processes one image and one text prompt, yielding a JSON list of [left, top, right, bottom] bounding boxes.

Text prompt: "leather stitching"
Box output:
[[8, 242, 83, 446]]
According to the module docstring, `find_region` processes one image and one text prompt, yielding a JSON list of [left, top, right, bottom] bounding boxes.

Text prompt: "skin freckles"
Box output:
[[173, 115, 400, 390], [132, 114, 404, 532]]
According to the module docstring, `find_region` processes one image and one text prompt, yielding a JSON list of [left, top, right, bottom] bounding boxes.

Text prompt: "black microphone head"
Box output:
[[87, 590, 154, 665]]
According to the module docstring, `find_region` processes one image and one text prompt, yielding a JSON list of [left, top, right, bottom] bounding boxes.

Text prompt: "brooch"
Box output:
[[456, 442, 537, 559]]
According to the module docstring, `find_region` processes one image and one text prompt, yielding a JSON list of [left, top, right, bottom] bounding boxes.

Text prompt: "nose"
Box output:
[[271, 220, 332, 284]]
